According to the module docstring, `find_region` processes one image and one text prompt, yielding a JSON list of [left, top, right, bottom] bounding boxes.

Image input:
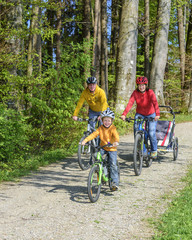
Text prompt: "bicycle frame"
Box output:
[[135, 118, 150, 156], [91, 151, 109, 185]]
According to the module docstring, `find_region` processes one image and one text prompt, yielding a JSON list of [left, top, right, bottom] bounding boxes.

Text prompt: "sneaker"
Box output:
[[151, 151, 157, 159], [110, 184, 118, 191]]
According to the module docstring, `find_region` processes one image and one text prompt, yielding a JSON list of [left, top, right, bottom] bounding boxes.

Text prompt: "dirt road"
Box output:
[[0, 122, 192, 240]]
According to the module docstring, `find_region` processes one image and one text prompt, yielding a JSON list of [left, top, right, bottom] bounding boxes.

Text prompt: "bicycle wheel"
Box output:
[[87, 165, 101, 203], [133, 133, 143, 176], [78, 136, 93, 170], [173, 137, 178, 161]]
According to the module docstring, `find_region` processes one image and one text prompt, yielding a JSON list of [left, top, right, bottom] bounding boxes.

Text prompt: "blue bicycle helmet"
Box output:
[[87, 77, 97, 84]]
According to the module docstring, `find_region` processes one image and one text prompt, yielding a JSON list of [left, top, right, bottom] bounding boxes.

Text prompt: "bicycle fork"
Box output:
[[90, 163, 109, 186]]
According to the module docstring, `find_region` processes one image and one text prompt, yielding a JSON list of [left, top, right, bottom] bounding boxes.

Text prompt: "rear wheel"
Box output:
[[133, 133, 143, 176], [78, 136, 93, 170], [173, 137, 178, 161], [87, 165, 101, 203]]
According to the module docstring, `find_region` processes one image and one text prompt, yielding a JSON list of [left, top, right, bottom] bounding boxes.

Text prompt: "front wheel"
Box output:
[[133, 133, 143, 176], [173, 137, 178, 161], [78, 136, 93, 170], [87, 165, 101, 203]]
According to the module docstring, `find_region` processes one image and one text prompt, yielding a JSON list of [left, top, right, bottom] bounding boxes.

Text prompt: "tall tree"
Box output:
[[144, 0, 150, 80], [185, 5, 192, 113], [177, 0, 185, 90], [56, 1, 62, 70], [150, 0, 171, 104], [101, 0, 108, 96], [83, 0, 91, 79], [115, 0, 139, 112], [27, 4, 40, 77], [92, 0, 101, 82]]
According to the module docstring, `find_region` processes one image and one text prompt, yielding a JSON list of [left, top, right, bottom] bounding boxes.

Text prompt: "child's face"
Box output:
[[102, 117, 112, 128]]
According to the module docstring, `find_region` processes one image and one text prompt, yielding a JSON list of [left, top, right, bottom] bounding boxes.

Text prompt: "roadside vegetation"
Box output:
[[152, 166, 192, 240]]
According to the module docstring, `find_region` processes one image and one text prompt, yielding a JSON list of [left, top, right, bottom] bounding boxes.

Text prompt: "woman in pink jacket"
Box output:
[[121, 76, 160, 158]]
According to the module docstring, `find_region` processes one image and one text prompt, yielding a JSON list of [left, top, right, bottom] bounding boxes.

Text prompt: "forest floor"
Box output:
[[0, 122, 192, 240]]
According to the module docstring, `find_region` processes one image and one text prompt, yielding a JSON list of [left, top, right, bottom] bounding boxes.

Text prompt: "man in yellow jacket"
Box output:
[[72, 77, 109, 128]]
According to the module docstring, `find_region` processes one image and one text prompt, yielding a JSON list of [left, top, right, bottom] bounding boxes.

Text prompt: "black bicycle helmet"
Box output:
[[86, 76, 97, 84], [100, 108, 115, 120]]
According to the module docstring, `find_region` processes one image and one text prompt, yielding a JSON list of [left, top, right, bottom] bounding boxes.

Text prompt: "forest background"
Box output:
[[0, 0, 192, 180]]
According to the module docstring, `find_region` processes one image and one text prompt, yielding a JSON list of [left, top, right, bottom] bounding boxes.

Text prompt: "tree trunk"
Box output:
[[46, 7, 54, 64], [185, 7, 192, 113], [110, 0, 121, 75], [115, 0, 139, 113], [92, 0, 101, 83], [149, 0, 171, 104], [83, 0, 91, 80], [177, 1, 185, 90], [144, 0, 150, 81], [32, 5, 41, 74], [101, 0, 108, 96], [27, 4, 40, 77], [56, 1, 62, 70]]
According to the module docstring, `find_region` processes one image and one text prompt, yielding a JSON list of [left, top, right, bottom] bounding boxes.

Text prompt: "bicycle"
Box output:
[[77, 116, 100, 170], [125, 117, 154, 176], [87, 143, 120, 203]]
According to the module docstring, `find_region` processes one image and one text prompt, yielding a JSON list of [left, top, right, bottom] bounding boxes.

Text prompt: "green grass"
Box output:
[[175, 113, 192, 124], [0, 144, 79, 182], [152, 168, 192, 240]]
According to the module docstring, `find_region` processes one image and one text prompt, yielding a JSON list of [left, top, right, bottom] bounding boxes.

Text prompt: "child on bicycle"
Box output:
[[81, 108, 119, 191], [121, 76, 160, 159]]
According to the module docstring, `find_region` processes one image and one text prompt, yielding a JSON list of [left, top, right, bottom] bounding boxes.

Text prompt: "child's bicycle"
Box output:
[[87, 143, 120, 203], [77, 117, 100, 170], [125, 117, 154, 176]]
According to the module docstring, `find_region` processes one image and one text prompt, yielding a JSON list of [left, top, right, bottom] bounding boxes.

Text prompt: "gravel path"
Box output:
[[0, 122, 192, 240]]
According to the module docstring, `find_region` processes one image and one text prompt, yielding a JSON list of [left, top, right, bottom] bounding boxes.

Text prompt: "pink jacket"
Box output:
[[122, 89, 160, 116]]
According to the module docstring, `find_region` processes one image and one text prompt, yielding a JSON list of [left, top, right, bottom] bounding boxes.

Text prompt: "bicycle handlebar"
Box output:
[[82, 142, 117, 150], [124, 117, 155, 122], [77, 116, 99, 122]]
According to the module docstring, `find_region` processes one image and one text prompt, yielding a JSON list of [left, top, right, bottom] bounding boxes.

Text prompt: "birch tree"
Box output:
[[115, 0, 139, 113], [150, 0, 171, 104]]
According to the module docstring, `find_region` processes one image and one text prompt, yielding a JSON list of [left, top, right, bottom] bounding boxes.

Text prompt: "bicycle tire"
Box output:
[[87, 165, 101, 203], [145, 157, 152, 167], [78, 136, 93, 170], [173, 137, 178, 161], [133, 133, 143, 176]]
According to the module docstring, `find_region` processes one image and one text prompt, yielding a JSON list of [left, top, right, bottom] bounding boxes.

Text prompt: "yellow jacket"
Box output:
[[73, 85, 109, 116], [84, 124, 119, 151]]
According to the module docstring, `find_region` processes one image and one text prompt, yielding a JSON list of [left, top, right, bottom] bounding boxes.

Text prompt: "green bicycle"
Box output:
[[87, 143, 120, 203]]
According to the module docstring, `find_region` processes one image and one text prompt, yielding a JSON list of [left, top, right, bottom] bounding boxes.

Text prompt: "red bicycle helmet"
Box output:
[[136, 76, 148, 85]]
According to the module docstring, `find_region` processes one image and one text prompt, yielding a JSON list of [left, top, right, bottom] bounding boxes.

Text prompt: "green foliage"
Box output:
[[0, 105, 30, 164], [22, 42, 89, 151]]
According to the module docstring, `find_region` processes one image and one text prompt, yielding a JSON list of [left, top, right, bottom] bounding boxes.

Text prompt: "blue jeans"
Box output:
[[100, 149, 119, 186], [134, 113, 157, 152], [89, 109, 101, 129]]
